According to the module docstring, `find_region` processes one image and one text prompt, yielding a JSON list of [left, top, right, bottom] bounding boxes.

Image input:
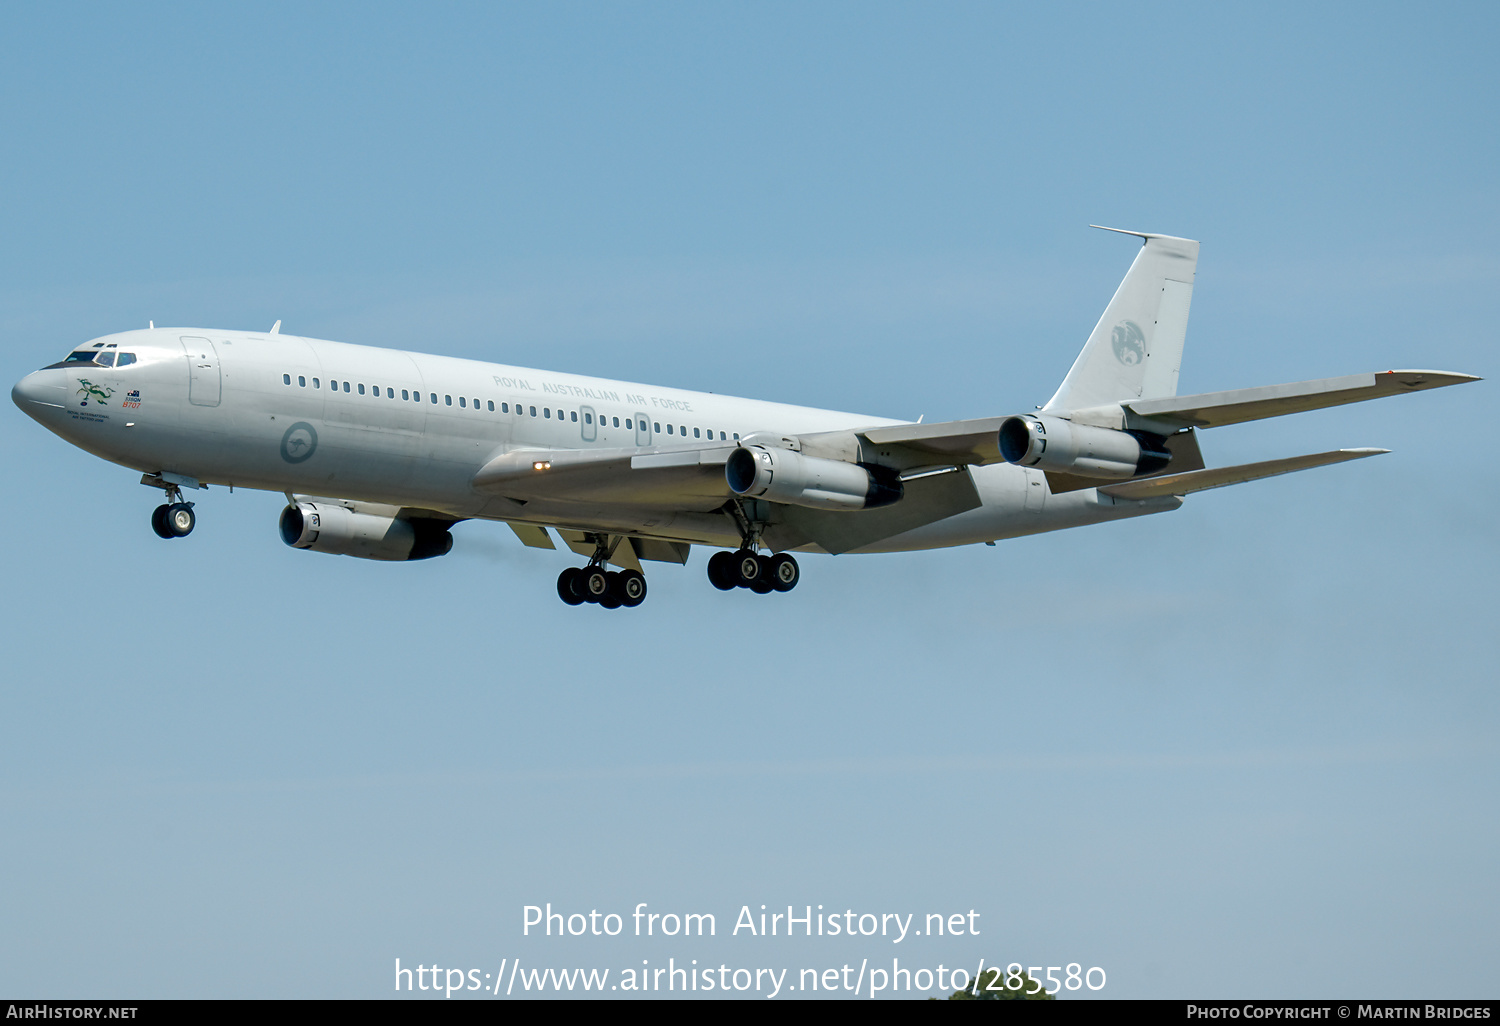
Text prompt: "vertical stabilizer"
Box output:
[[1043, 228, 1199, 412]]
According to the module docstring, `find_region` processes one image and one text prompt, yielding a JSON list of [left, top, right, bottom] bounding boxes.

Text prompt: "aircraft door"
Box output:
[[580, 405, 597, 442], [634, 411, 651, 447], [180, 336, 221, 407]]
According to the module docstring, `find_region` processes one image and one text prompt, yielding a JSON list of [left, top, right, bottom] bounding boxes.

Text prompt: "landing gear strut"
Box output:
[[556, 534, 647, 609], [708, 500, 799, 594]]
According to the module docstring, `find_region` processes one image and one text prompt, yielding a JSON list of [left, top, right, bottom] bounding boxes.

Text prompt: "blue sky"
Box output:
[[1, 2, 1495, 999]]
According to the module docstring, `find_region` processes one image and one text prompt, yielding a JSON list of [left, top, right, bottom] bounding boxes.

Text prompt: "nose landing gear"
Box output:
[[151, 502, 196, 539], [143, 475, 198, 539]]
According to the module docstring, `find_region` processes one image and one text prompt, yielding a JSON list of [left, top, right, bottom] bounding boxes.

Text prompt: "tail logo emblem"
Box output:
[[1111, 321, 1146, 366]]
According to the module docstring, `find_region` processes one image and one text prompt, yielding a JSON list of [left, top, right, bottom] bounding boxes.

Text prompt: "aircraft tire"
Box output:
[[707, 551, 737, 591], [733, 549, 762, 588], [167, 503, 196, 538], [557, 568, 585, 605], [151, 505, 174, 539], [580, 567, 610, 603], [768, 553, 799, 592], [599, 572, 624, 609], [618, 569, 647, 607]]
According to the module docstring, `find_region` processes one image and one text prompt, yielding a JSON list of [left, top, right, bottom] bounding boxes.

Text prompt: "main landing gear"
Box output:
[[556, 534, 647, 609], [707, 549, 799, 593], [708, 498, 799, 594]]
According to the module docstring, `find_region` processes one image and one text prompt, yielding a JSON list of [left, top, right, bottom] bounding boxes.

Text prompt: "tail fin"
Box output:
[[1043, 227, 1199, 412]]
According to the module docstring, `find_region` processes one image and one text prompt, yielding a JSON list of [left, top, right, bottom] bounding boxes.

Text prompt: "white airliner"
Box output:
[[11, 228, 1478, 608]]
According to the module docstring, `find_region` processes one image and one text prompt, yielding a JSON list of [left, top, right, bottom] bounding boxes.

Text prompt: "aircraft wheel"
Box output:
[[707, 551, 737, 591], [557, 568, 585, 605], [733, 549, 762, 588], [768, 553, 799, 592], [151, 504, 174, 539], [599, 572, 624, 609], [580, 566, 610, 603], [166, 503, 196, 538], [618, 569, 648, 607]]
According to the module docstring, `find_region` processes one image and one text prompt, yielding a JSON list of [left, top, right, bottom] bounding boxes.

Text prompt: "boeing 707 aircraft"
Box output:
[[11, 228, 1478, 608]]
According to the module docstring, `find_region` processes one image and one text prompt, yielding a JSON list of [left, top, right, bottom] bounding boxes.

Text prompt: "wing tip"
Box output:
[[1383, 369, 1482, 384]]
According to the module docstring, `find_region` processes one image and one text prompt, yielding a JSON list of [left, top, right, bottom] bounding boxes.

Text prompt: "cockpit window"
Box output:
[[41, 351, 105, 370], [42, 349, 141, 371]]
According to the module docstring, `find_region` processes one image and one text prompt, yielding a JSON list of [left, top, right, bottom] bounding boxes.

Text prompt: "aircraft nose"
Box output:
[[12, 368, 67, 415]]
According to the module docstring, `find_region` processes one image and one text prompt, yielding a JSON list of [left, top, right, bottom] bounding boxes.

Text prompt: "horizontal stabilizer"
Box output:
[[1098, 448, 1388, 500], [1120, 370, 1479, 429]]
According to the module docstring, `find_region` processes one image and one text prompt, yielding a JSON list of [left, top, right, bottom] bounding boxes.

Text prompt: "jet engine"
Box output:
[[278, 502, 454, 561], [998, 415, 1171, 479], [725, 445, 902, 511]]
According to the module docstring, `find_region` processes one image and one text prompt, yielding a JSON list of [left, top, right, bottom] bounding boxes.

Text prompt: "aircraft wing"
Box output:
[[854, 418, 1007, 468], [474, 440, 985, 554], [473, 443, 737, 509], [1098, 448, 1387, 499], [1120, 370, 1478, 429]]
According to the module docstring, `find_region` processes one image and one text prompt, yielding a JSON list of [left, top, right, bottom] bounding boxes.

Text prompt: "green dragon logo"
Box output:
[[76, 379, 114, 407]]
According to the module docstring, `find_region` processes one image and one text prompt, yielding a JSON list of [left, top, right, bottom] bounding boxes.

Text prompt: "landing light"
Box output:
[[533, 461, 551, 471]]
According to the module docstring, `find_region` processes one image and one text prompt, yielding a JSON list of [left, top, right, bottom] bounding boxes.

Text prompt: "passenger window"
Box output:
[[343, 382, 351, 392], [313, 378, 320, 388], [570, 411, 578, 422], [488, 400, 494, 411], [298, 376, 306, 387], [282, 373, 291, 385], [654, 422, 661, 433], [667, 424, 673, 434], [445, 395, 452, 406], [693, 427, 700, 438], [473, 398, 479, 409], [584, 413, 592, 424], [733, 433, 739, 440], [625, 419, 632, 429], [530, 406, 537, 417], [431, 393, 437, 403], [680, 425, 686, 436], [459, 397, 466, 408], [402, 389, 409, 400], [358, 384, 366, 395], [117, 353, 137, 367], [501, 402, 509, 413], [544, 408, 551, 418], [613, 417, 619, 427], [387, 387, 394, 398], [720, 431, 726, 440]]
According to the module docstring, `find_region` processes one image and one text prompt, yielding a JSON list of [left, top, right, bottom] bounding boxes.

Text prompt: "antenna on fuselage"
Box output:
[[149, 321, 154, 329], [270, 320, 282, 335]]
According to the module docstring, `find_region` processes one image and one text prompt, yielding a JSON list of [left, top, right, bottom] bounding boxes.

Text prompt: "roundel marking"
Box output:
[[1111, 320, 1146, 366], [280, 421, 318, 464]]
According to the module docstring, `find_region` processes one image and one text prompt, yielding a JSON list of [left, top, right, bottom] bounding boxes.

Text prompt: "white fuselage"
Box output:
[[13, 328, 1178, 554]]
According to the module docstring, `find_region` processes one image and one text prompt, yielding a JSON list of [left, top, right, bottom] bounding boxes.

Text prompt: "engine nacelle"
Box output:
[[278, 502, 453, 561], [997, 415, 1171, 479], [725, 445, 902, 511]]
